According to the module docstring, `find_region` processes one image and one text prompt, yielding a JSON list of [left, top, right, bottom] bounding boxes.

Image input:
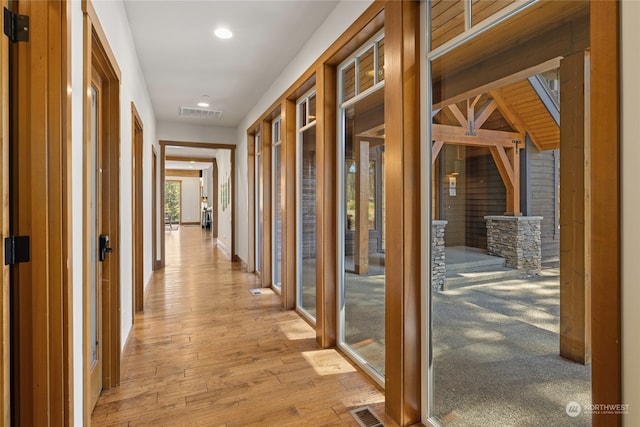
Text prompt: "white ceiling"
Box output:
[[123, 0, 340, 128]]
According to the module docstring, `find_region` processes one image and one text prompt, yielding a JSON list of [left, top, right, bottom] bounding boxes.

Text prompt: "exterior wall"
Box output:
[[302, 140, 317, 259], [523, 140, 560, 263], [621, 2, 640, 424], [439, 145, 466, 246], [465, 150, 506, 249], [439, 146, 506, 249]]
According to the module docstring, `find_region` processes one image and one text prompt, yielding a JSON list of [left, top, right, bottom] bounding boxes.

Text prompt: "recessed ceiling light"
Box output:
[[214, 27, 233, 39]]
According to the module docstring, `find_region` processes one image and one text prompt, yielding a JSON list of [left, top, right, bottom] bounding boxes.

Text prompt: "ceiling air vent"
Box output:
[[178, 106, 223, 120]]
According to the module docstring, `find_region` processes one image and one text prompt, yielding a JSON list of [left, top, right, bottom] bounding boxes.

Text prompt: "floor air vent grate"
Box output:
[[350, 406, 386, 427]]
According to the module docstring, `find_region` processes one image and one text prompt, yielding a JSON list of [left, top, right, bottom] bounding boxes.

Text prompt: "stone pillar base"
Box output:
[[485, 216, 542, 275], [432, 220, 447, 291]]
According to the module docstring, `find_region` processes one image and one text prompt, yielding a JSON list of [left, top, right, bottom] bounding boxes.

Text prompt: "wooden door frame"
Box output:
[[82, 0, 122, 423], [0, 0, 10, 422], [152, 145, 159, 269], [131, 102, 144, 313], [159, 140, 236, 268], [6, 0, 72, 424], [165, 156, 218, 237]]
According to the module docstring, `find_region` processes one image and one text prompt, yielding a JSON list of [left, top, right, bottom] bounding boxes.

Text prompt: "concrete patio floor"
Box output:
[[340, 264, 591, 426]]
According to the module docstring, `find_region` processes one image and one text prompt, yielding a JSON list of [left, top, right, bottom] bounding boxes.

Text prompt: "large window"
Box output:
[[255, 133, 262, 274], [272, 118, 283, 291], [297, 91, 317, 322], [425, 3, 592, 426], [338, 31, 386, 385]]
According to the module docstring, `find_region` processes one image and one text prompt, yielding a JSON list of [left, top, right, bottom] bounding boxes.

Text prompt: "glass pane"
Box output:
[[165, 181, 181, 225], [368, 160, 376, 230], [341, 88, 385, 377], [471, 0, 517, 27], [273, 144, 282, 288], [429, 49, 591, 427], [342, 61, 356, 102], [359, 46, 375, 93], [299, 126, 317, 318], [308, 94, 316, 124], [431, 0, 465, 50], [346, 160, 356, 231], [90, 86, 98, 367], [300, 100, 307, 128], [377, 39, 385, 82], [256, 148, 262, 273]]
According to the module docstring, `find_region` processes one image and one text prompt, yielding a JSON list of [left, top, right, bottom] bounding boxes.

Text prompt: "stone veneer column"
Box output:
[[432, 220, 447, 291], [485, 216, 543, 275]]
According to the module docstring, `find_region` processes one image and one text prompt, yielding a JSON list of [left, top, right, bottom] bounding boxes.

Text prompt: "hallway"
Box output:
[[91, 227, 390, 426]]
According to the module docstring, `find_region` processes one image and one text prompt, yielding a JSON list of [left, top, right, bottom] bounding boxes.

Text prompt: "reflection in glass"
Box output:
[[273, 120, 282, 289], [256, 134, 262, 273], [340, 88, 385, 378], [429, 52, 590, 427], [90, 86, 99, 367], [342, 61, 356, 102], [359, 46, 375, 93], [299, 126, 317, 319]]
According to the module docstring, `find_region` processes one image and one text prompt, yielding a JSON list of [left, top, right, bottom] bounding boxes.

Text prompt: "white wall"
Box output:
[[71, 0, 157, 422], [621, 2, 640, 425], [234, 0, 374, 264]]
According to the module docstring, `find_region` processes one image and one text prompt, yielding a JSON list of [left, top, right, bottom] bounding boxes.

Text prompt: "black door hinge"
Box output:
[[4, 236, 30, 265], [3, 7, 29, 42]]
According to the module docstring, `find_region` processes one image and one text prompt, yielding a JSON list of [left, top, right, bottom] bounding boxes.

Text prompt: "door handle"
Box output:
[[99, 234, 112, 262]]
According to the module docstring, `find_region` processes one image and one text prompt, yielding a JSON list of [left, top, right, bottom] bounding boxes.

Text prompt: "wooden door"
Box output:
[[87, 74, 105, 412]]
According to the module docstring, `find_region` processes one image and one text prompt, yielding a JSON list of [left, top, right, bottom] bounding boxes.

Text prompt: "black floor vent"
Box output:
[[350, 406, 386, 427]]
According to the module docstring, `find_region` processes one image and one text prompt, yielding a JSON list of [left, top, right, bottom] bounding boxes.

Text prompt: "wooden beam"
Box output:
[[354, 140, 369, 275], [282, 99, 297, 310], [590, 1, 621, 423], [490, 89, 527, 134], [489, 146, 515, 188], [474, 99, 497, 128], [489, 146, 520, 215], [434, 57, 564, 110], [559, 51, 591, 365], [432, 123, 523, 148], [446, 103, 467, 127], [384, 1, 421, 424], [166, 155, 215, 163], [432, 140, 444, 164], [432, 9, 589, 108], [315, 63, 337, 349]]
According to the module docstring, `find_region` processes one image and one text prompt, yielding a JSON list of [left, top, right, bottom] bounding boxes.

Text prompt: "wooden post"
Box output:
[[354, 139, 370, 275], [559, 50, 591, 364]]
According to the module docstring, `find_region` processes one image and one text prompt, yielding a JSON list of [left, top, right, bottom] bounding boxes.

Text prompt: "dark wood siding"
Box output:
[[465, 148, 506, 249], [524, 141, 560, 263]]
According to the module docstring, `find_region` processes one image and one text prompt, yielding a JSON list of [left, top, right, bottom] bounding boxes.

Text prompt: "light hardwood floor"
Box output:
[[91, 226, 393, 426]]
